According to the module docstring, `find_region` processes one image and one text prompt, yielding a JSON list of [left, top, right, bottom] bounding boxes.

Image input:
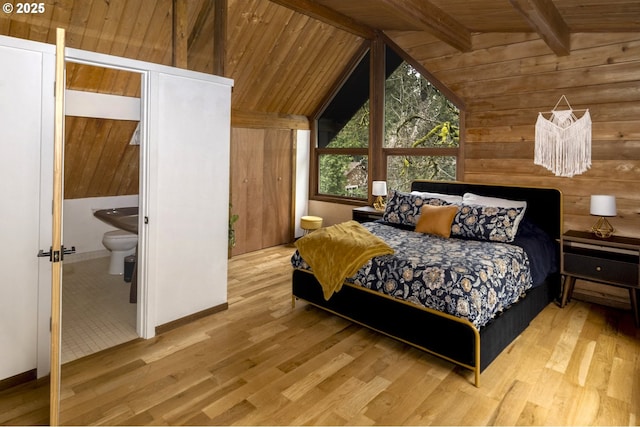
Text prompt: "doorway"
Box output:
[[61, 62, 143, 363]]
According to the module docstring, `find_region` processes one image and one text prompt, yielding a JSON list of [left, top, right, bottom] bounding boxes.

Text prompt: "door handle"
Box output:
[[37, 245, 76, 262]]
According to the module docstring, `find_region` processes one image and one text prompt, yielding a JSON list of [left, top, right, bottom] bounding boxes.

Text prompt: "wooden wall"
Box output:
[[0, 0, 346, 200], [2, 3, 638, 251], [64, 117, 139, 199], [64, 63, 141, 199], [389, 31, 640, 237], [230, 127, 295, 256]]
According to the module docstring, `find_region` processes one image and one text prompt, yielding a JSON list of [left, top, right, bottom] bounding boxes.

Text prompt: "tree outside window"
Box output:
[[314, 42, 459, 201], [384, 62, 459, 192]]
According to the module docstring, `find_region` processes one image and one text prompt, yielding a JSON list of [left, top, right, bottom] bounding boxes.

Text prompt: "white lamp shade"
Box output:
[[590, 195, 616, 217], [372, 181, 387, 196]]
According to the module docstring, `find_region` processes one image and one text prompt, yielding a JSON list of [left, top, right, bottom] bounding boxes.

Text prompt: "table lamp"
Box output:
[[372, 181, 387, 211], [590, 195, 616, 238]]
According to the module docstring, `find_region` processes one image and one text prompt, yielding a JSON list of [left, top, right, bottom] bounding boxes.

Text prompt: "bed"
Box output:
[[291, 180, 562, 386]]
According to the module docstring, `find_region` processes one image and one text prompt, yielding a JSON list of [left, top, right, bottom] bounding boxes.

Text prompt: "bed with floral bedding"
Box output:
[[291, 181, 562, 386], [292, 221, 536, 329]]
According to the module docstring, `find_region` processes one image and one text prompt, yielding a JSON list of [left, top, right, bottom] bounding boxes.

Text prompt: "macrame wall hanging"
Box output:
[[534, 95, 592, 177]]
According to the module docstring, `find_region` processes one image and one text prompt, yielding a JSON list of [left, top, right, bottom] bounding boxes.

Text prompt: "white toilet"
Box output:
[[102, 230, 138, 275]]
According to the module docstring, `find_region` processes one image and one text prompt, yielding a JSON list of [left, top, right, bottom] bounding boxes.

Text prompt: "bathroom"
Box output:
[[61, 194, 139, 363], [61, 63, 142, 363]]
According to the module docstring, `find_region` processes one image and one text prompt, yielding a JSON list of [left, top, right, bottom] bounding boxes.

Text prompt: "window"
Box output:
[[317, 101, 369, 198], [313, 40, 460, 202], [316, 50, 372, 199], [383, 61, 459, 192]]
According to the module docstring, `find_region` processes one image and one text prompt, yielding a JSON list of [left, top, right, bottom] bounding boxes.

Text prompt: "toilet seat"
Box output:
[[104, 230, 136, 240]]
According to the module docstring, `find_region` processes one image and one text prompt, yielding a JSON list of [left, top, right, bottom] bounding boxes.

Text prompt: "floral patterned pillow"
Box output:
[[382, 189, 453, 227], [451, 204, 525, 242]]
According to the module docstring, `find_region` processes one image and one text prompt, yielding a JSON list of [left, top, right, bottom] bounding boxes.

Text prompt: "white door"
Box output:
[[144, 72, 231, 331], [0, 43, 54, 380]]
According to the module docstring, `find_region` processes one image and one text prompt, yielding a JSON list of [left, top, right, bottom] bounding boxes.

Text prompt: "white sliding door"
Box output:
[[145, 72, 231, 330]]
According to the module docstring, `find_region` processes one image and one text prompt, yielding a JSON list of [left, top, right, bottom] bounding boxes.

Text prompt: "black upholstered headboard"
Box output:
[[410, 180, 562, 241]]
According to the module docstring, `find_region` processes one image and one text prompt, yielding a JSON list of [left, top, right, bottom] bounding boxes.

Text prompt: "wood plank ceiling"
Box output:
[[0, 0, 639, 201]]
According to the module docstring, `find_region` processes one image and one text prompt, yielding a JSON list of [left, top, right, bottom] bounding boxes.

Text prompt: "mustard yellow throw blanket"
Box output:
[[295, 220, 394, 300]]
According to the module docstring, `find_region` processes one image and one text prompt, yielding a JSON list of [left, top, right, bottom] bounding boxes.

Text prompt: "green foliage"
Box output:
[[319, 61, 459, 196], [412, 121, 459, 148], [384, 63, 459, 148], [319, 101, 369, 198], [327, 102, 370, 149], [384, 63, 459, 190], [228, 204, 239, 248]]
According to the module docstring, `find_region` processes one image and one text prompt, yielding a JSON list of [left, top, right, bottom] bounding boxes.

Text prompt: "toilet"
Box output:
[[102, 230, 138, 275]]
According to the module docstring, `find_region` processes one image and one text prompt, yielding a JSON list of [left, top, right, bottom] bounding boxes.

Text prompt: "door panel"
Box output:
[[231, 128, 264, 255], [0, 45, 51, 380], [262, 129, 293, 248], [231, 128, 294, 255], [146, 72, 231, 327]]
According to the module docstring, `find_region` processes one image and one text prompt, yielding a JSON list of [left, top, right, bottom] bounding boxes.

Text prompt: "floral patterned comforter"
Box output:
[[291, 221, 533, 329]]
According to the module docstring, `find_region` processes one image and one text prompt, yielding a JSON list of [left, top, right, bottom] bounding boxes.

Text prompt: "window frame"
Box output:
[[310, 35, 465, 205]]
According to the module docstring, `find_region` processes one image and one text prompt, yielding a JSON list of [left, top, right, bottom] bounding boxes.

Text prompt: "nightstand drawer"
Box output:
[[564, 253, 639, 286]]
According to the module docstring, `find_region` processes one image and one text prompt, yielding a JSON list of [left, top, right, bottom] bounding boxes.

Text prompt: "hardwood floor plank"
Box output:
[[276, 322, 359, 374], [0, 379, 49, 426], [145, 377, 219, 424], [492, 379, 533, 425], [207, 398, 257, 426], [281, 352, 355, 401], [2, 244, 639, 425], [585, 333, 617, 391], [515, 400, 550, 426], [545, 303, 589, 374], [527, 367, 564, 410], [288, 376, 366, 425], [163, 377, 248, 425], [363, 362, 440, 425], [607, 357, 634, 403]]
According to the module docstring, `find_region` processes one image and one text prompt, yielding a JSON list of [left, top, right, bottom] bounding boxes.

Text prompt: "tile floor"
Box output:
[[61, 257, 138, 364]]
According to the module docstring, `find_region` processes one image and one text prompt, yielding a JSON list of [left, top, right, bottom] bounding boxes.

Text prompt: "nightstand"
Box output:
[[561, 229, 640, 326], [352, 206, 384, 223]]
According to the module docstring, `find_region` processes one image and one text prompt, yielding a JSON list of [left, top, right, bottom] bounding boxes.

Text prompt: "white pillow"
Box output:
[[462, 193, 526, 209], [411, 191, 462, 205]]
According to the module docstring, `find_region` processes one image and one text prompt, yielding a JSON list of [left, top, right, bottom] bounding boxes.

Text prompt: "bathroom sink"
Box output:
[[117, 215, 139, 231], [94, 206, 139, 234]]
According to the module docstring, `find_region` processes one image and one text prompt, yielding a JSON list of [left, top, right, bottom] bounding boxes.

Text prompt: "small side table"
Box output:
[[561, 229, 640, 326], [352, 206, 384, 223]]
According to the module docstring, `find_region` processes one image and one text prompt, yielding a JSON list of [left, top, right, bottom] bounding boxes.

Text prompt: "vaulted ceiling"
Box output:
[[311, 0, 640, 54], [1, 0, 638, 119], [1, 0, 638, 200]]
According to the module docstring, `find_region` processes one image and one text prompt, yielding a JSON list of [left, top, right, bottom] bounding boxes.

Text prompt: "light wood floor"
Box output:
[[2, 244, 639, 425]]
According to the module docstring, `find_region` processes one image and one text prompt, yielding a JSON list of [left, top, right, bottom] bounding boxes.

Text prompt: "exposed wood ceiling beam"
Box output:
[[172, 0, 188, 68], [188, 0, 214, 51], [267, 0, 376, 39], [379, 0, 472, 52], [510, 0, 570, 56], [213, 0, 227, 76]]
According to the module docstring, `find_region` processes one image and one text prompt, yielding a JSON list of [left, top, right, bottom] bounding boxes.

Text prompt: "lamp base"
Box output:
[[373, 196, 386, 212], [591, 216, 614, 238]]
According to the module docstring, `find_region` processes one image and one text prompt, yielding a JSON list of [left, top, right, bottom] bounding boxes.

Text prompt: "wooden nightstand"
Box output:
[[352, 206, 384, 223], [561, 229, 640, 326]]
